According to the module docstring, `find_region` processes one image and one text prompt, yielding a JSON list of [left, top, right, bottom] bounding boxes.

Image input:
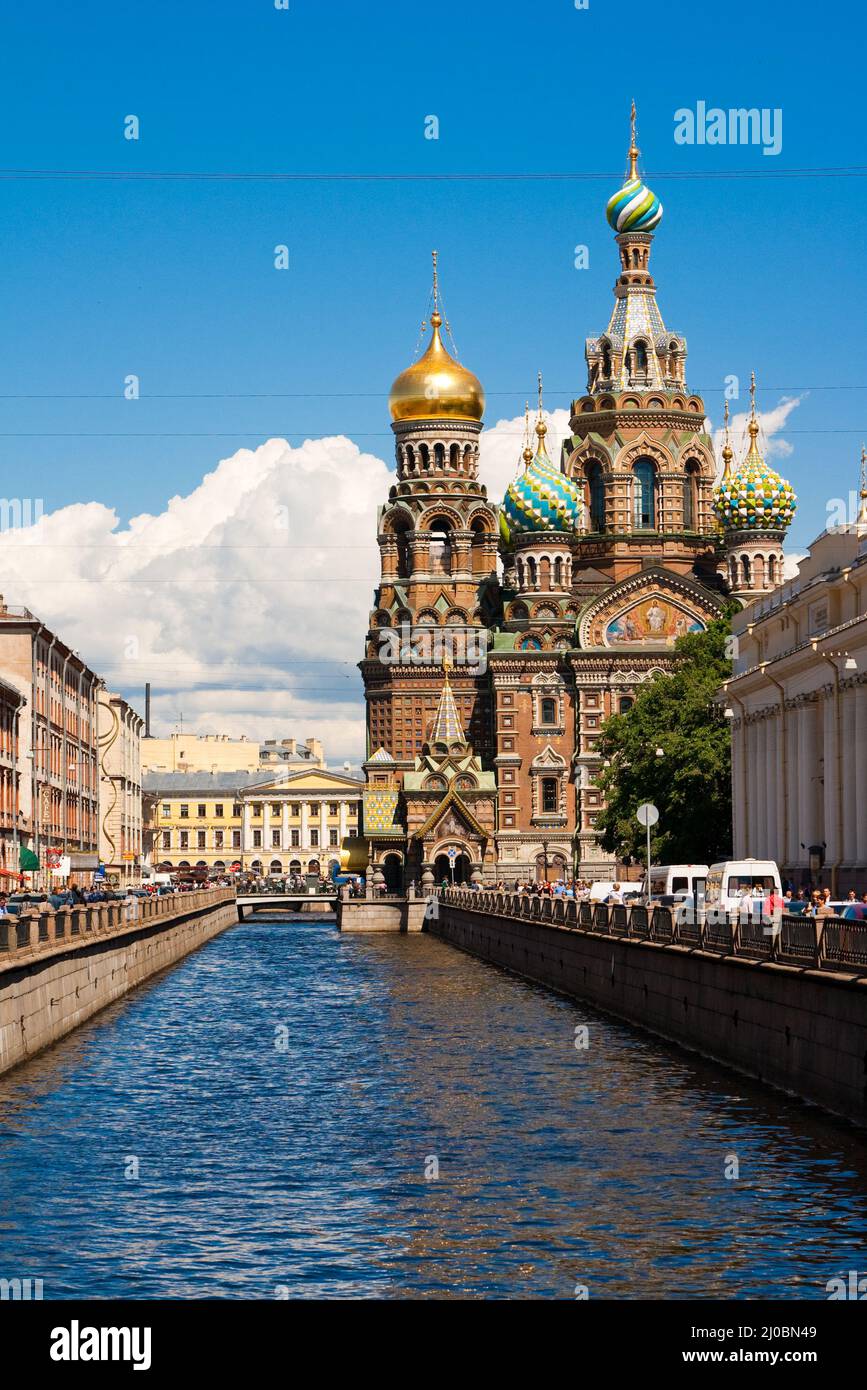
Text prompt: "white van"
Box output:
[[704, 859, 782, 914], [645, 864, 709, 903]]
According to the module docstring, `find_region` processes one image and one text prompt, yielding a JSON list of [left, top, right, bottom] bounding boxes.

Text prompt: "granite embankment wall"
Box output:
[[0, 889, 237, 1075], [430, 890, 867, 1127]]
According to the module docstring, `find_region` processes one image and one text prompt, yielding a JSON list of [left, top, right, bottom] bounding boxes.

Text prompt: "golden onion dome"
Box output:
[[389, 309, 485, 423]]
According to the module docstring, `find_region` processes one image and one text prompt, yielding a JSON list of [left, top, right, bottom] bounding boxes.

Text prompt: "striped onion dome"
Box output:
[[606, 176, 663, 234], [712, 417, 797, 533], [500, 419, 583, 543]]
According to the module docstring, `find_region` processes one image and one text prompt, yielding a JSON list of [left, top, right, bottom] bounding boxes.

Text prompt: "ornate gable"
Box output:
[[577, 568, 723, 650]]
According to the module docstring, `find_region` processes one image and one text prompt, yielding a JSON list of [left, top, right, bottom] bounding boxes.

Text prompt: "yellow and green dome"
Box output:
[[713, 416, 797, 533], [606, 176, 663, 234]]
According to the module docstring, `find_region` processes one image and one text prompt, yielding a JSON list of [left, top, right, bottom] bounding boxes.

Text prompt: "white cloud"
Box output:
[[0, 435, 390, 764], [478, 408, 572, 502], [708, 395, 803, 483]]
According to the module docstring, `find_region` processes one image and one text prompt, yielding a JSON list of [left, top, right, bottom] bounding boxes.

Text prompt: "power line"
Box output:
[[0, 384, 862, 400], [0, 165, 865, 182]]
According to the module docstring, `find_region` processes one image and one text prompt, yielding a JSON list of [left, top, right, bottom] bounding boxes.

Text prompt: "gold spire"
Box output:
[[744, 370, 763, 465], [721, 399, 734, 480], [522, 401, 533, 464], [858, 443, 867, 526], [535, 370, 547, 440], [389, 252, 485, 423], [627, 98, 640, 180]]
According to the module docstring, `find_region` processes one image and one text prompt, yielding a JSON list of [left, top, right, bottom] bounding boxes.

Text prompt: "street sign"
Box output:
[[447, 847, 457, 862], [636, 803, 659, 828]]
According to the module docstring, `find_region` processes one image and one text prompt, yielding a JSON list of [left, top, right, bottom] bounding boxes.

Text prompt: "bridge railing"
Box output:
[[0, 887, 234, 965], [433, 888, 867, 975]]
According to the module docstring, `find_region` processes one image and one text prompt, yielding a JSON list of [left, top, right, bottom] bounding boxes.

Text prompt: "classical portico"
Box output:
[[725, 523, 867, 892]]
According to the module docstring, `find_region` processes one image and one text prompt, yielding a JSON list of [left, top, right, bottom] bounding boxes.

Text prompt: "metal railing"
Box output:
[[0, 887, 234, 962], [434, 889, 867, 975]]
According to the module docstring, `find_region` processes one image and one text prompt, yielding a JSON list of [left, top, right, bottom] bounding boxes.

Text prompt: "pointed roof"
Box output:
[[429, 664, 466, 747], [413, 786, 489, 842], [368, 746, 395, 763]]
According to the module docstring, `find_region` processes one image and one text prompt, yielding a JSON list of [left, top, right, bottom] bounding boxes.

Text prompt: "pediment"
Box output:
[[577, 569, 723, 650]]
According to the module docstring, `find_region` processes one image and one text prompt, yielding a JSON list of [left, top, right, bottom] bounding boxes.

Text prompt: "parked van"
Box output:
[[644, 864, 708, 903], [704, 859, 782, 914]]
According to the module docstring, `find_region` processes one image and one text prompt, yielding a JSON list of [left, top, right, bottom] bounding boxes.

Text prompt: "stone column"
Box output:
[[262, 802, 271, 863], [319, 797, 328, 858], [855, 684, 867, 866], [731, 714, 746, 857], [821, 684, 839, 867], [301, 800, 309, 849], [786, 702, 800, 868], [797, 697, 819, 852], [841, 684, 858, 862], [339, 800, 348, 842]]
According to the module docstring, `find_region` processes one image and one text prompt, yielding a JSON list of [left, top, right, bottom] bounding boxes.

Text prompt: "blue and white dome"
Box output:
[[500, 420, 583, 543]]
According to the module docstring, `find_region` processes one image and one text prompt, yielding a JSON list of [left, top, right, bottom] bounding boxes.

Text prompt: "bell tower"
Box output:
[[361, 254, 498, 770]]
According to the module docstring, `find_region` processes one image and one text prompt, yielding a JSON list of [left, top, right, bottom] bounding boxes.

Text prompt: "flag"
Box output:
[[19, 847, 39, 871]]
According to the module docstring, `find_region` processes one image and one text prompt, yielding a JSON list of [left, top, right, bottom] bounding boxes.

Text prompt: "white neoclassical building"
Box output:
[[238, 768, 363, 878], [723, 523, 867, 894]]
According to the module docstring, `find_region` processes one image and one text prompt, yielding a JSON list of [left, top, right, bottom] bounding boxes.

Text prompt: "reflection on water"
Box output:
[[0, 914, 864, 1299]]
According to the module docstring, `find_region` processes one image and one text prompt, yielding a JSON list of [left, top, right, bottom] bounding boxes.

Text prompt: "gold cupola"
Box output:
[[388, 252, 485, 424]]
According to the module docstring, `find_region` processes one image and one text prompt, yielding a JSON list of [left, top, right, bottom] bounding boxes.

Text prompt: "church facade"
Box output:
[[359, 117, 796, 890]]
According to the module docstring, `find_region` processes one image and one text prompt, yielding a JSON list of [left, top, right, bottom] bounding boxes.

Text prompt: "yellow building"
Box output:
[[144, 767, 363, 878], [142, 733, 324, 775]]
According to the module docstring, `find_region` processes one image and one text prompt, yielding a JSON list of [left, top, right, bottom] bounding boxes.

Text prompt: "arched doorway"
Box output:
[[535, 852, 567, 883], [269, 859, 283, 876], [382, 854, 403, 894], [434, 851, 471, 885]]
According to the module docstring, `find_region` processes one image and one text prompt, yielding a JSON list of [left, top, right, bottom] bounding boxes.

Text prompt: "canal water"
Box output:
[[0, 914, 865, 1300]]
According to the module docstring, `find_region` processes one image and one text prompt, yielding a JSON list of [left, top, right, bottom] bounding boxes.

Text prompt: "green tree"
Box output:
[[593, 617, 734, 865]]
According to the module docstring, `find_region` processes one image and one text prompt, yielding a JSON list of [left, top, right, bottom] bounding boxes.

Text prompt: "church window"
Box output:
[[741, 555, 751, 585], [619, 697, 634, 714], [632, 459, 657, 529], [586, 462, 605, 532], [541, 697, 557, 725], [429, 520, 452, 575], [683, 461, 700, 530], [542, 778, 559, 814]]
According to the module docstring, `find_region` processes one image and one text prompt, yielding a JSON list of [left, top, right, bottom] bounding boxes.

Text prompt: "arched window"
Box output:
[[683, 461, 700, 530], [601, 344, 612, 378], [586, 461, 605, 532], [433, 443, 445, 468], [541, 777, 559, 813], [632, 458, 657, 530], [541, 697, 557, 725], [619, 696, 634, 714], [393, 515, 412, 579], [768, 554, 777, 584], [741, 555, 751, 585], [429, 519, 452, 575], [633, 340, 648, 371]]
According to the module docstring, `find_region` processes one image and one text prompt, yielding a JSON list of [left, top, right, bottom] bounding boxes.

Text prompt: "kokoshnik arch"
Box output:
[[359, 108, 797, 890]]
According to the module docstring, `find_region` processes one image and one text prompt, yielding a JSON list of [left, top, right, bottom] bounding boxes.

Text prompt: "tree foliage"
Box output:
[[593, 617, 734, 865]]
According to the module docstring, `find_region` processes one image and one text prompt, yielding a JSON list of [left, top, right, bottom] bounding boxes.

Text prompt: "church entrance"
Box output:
[[535, 852, 568, 883], [434, 851, 471, 886], [382, 854, 403, 895]]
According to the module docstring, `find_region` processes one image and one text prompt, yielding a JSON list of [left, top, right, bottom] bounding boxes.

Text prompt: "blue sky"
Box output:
[[0, 0, 862, 757]]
